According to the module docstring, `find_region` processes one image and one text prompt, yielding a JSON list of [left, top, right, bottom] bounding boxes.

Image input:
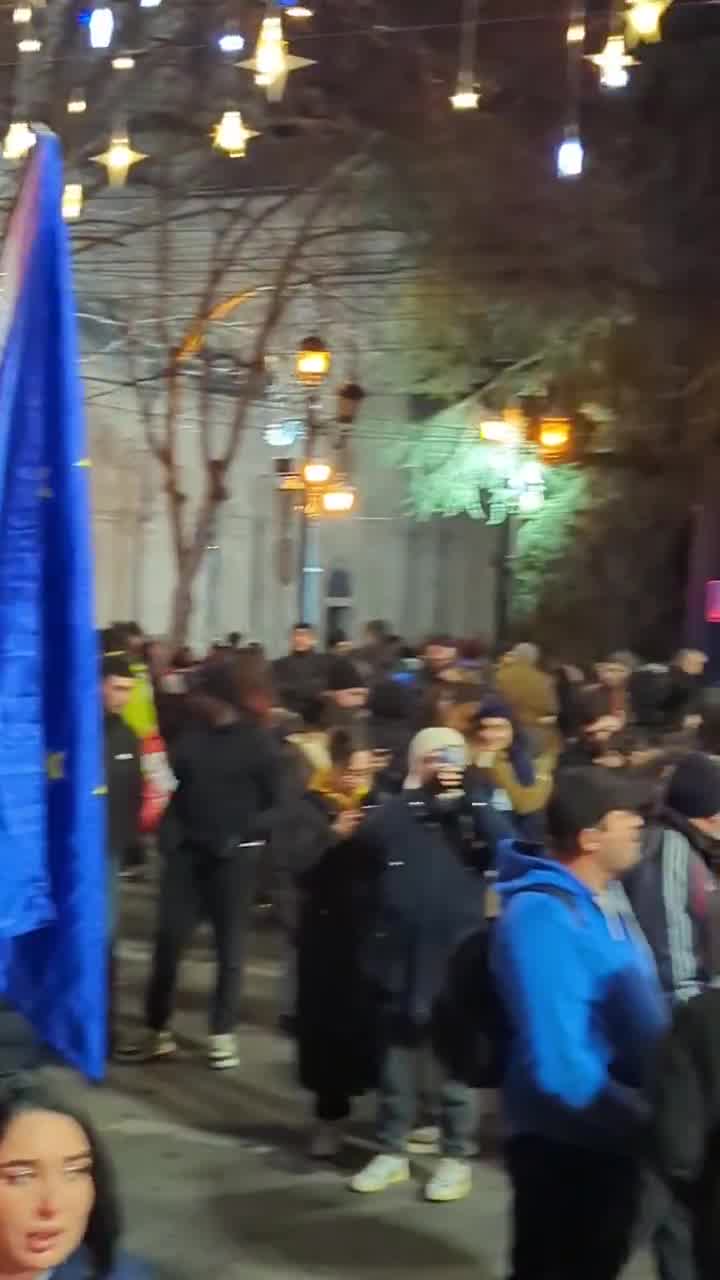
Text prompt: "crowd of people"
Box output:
[[94, 619, 720, 1280]]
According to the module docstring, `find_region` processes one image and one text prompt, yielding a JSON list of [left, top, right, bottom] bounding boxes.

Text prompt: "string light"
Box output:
[[67, 88, 87, 114], [218, 25, 245, 53], [62, 183, 84, 220], [625, 0, 668, 43], [12, 6, 32, 24], [557, 128, 583, 179], [213, 111, 259, 158], [239, 14, 315, 103], [451, 0, 480, 112], [89, 6, 114, 50], [3, 120, 35, 160], [92, 131, 147, 185], [588, 35, 635, 89], [112, 54, 136, 69]]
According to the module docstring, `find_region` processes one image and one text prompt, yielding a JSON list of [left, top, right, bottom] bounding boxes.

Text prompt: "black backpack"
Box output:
[[432, 885, 577, 1088]]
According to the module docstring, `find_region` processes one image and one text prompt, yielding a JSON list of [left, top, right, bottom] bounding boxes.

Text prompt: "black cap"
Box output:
[[667, 752, 720, 820], [547, 768, 649, 848]]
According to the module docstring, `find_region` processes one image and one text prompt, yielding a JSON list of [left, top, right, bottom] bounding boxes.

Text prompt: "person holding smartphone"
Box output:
[[280, 727, 383, 1158], [350, 727, 487, 1204]]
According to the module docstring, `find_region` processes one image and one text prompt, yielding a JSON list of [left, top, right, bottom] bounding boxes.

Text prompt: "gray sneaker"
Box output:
[[114, 1030, 178, 1063]]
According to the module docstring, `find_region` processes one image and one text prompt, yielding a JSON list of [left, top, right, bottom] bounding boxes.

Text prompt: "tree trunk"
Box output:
[[167, 497, 217, 648]]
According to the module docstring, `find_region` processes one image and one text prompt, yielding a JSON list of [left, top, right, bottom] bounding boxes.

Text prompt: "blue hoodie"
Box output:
[[491, 842, 668, 1152]]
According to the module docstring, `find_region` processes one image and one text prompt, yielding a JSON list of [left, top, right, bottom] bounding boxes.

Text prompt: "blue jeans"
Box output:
[[377, 1042, 476, 1157]]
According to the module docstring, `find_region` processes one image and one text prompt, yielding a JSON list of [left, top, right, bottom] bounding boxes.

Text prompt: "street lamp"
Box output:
[[322, 485, 355, 514], [295, 337, 332, 620], [296, 335, 331, 386]]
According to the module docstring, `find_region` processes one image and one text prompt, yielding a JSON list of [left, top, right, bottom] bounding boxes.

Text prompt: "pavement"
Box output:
[[48, 879, 655, 1279]]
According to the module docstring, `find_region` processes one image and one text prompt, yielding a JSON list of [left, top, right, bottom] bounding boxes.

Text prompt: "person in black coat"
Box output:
[[350, 727, 487, 1203], [273, 623, 328, 715], [652, 988, 720, 1279], [282, 727, 381, 1159], [102, 656, 143, 919]]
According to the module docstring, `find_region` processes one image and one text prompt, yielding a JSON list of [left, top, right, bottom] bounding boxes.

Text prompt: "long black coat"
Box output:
[[652, 988, 720, 1278], [289, 794, 382, 1102]]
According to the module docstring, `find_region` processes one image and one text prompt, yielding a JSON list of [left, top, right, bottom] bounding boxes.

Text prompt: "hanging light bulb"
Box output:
[[566, 21, 586, 44], [625, 0, 668, 43], [139, 0, 162, 6], [451, 84, 479, 110], [213, 111, 259, 158], [67, 88, 87, 114], [556, 128, 584, 179], [3, 120, 36, 160], [92, 131, 147, 185], [89, 6, 114, 49], [12, 6, 33, 24], [218, 23, 245, 53], [62, 183, 83, 220], [285, 5, 314, 16], [112, 53, 135, 69], [17, 34, 41, 51], [587, 35, 636, 89], [239, 14, 315, 102]]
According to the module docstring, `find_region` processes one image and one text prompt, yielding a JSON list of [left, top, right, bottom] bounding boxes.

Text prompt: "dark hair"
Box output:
[[576, 685, 614, 728], [0, 1081, 121, 1277], [102, 654, 132, 681], [293, 622, 314, 633], [328, 724, 368, 768], [366, 619, 389, 642]]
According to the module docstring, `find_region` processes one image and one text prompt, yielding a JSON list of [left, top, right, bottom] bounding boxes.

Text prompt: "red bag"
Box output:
[[139, 732, 175, 835]]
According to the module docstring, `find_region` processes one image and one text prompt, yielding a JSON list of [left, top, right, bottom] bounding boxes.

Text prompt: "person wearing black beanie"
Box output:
[[323, 657, 370, 734]]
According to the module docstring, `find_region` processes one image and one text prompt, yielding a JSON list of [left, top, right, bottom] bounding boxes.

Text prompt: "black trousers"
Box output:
[[145, 845, 260, 1036], [506, 1136, 641, 1280]]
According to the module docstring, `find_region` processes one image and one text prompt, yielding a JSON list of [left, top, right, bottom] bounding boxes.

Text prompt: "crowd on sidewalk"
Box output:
[[91, 621, 720, 1280]]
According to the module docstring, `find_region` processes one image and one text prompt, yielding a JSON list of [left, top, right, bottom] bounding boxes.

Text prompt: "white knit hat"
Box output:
[[404, 727, 468, 790]]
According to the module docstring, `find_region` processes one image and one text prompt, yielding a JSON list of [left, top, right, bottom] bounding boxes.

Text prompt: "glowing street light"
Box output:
[[322, 485, 355, 514], [303, 461, 333, 486], [587, 35, 636, 89], [92, 132, 147, 185], [557, 129, 584, 179], [296, 335, 331, 386]]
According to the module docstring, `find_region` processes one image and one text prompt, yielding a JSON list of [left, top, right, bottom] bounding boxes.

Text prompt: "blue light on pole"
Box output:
[[89, 6, 114, 48]]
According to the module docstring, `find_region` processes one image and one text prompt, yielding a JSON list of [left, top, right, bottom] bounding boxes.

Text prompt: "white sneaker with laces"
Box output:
[[208, 1033, 239, 1070], [309, 1123, 343, 1160], [424, 1157, 472, 1203], [350, 1154, 410, 1194]]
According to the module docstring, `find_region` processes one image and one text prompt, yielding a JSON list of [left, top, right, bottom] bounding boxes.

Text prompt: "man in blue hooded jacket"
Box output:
[[491, 767, 668, 1280]]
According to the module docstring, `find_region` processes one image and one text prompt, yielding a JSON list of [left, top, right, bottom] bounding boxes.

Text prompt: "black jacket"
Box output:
[[161, 716, 282, 856], [361, 791, 488, 1036], [652, 989, 720, 1278], [104, 712, 142, 858], [272, 651, 328, 714], [288, 791, 382, 1101]]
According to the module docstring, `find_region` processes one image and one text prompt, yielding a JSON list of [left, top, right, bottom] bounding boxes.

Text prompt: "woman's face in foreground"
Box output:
[[0, 1109, 95, 1275]]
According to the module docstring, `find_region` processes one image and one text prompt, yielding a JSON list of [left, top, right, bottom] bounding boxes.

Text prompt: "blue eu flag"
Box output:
[[0, 132, 106, 1079]]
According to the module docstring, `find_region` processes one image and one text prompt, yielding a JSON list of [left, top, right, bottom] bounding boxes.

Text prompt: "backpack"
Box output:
[[432, 884, 577, 1088]]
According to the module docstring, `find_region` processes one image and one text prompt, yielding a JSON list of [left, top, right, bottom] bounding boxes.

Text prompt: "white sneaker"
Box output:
[[309, 1123, 343, 1160], [114, 1029, 178, 1063], [350, 1154, 410, 1194], [208, 1033, 239, 1070], [424, 1157, 472, 1203], [407, 1125, 441, 1154]]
